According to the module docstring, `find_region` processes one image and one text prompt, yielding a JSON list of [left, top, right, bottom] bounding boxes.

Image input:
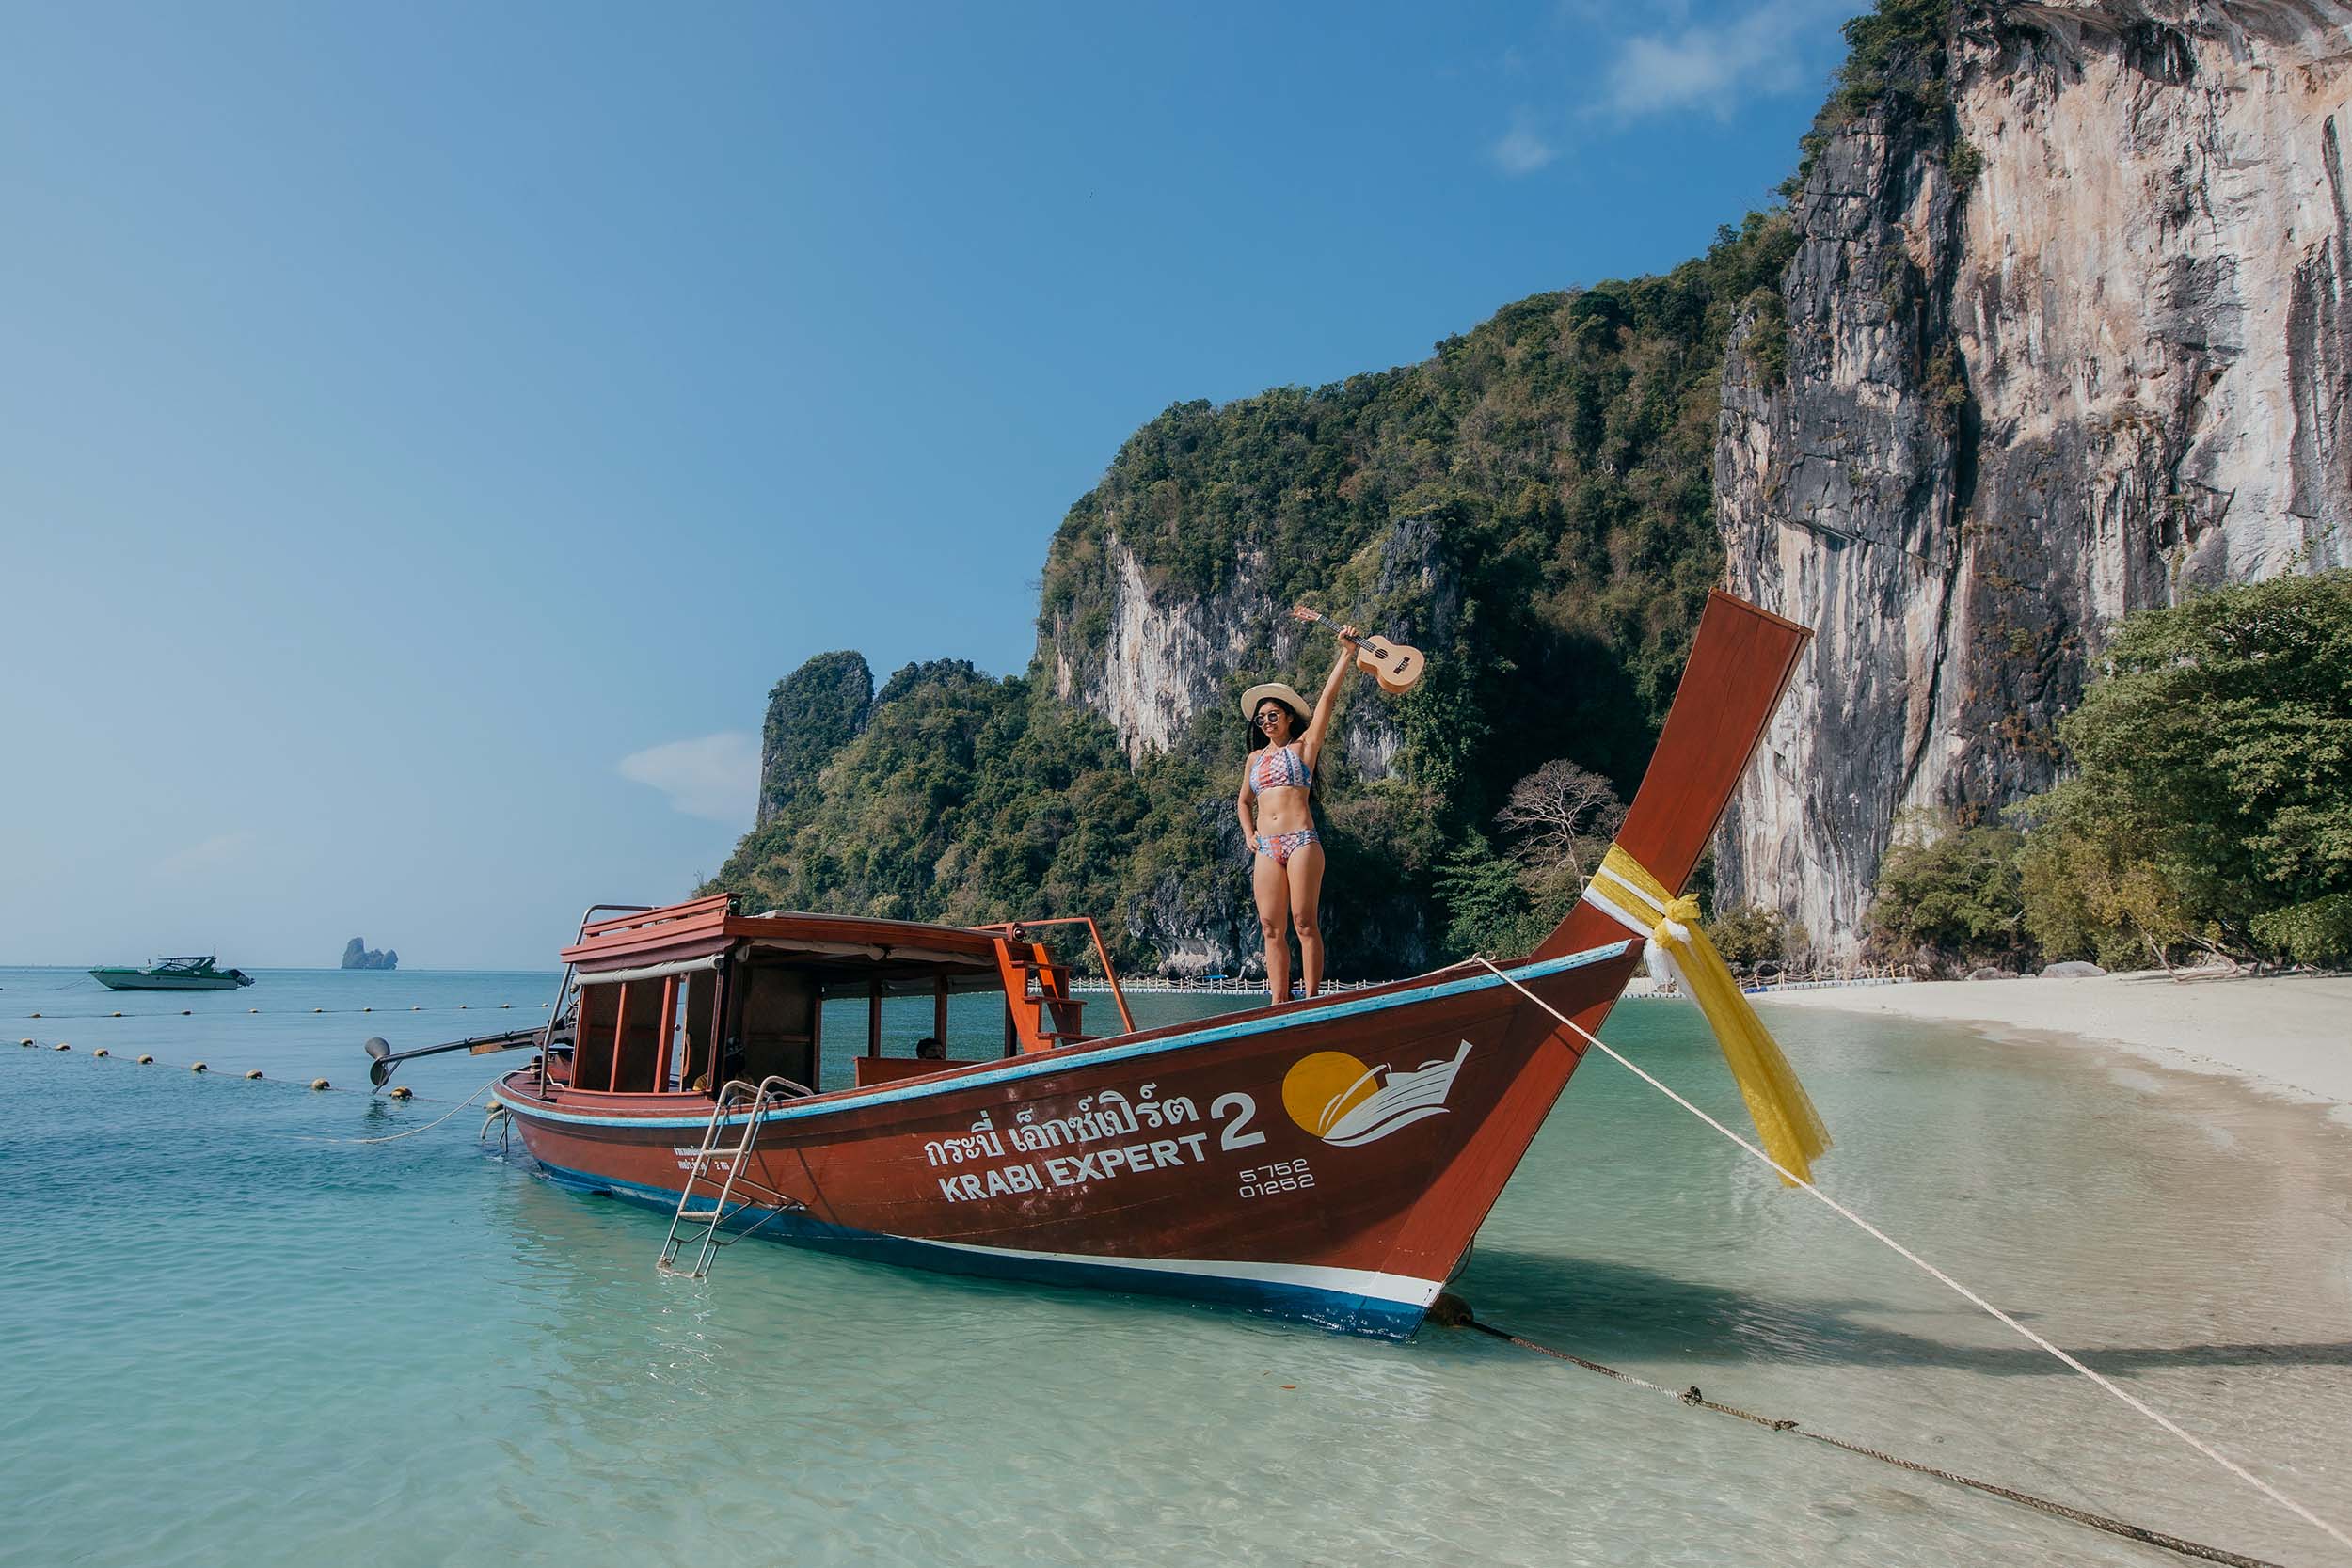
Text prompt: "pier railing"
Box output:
[[1073, 969, 1911, 1000], [1067, 976, 1381, 996]]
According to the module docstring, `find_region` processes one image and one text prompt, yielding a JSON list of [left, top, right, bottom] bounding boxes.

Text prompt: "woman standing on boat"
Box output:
[[1237, 609, 1360, 1002]]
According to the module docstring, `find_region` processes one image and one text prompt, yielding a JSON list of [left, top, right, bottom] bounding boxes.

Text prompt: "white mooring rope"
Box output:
[[1473, 955, 2352, 1559], [294, 1071, 509, 1145]]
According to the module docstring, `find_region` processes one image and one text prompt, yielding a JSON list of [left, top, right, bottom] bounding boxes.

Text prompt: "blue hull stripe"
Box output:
[[496, 941, 1632, 1132], [546, 1163, 1438, 1338]]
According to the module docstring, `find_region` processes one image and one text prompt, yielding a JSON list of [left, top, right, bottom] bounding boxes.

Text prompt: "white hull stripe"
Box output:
[[496, 940, 1634, 1131], [907, 1236, 1444, 1308]]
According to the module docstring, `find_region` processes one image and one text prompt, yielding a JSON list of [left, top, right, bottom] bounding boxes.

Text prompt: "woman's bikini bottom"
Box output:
[[1252, 828, 1320, 867]]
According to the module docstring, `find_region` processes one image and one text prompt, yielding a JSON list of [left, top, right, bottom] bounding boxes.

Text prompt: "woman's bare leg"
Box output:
[[1288, 841, 1327, 996], [1253, 849, 1294, 1002]]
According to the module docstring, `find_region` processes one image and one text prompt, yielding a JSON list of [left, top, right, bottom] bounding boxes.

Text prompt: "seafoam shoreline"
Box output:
[[1752, 970, 2352, 1121]]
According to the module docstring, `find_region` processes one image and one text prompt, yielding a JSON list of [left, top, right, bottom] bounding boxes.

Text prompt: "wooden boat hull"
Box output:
[[476, 589, 1814, 1338], [498, 941, 1639, 1337]]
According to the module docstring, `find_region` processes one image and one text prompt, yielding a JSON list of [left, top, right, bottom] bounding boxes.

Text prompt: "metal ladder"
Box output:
[[658, 1076, 803, 1279]]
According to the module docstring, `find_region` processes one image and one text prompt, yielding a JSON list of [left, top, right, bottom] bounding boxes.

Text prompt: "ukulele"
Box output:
[[1291, 606, 1426, 695]]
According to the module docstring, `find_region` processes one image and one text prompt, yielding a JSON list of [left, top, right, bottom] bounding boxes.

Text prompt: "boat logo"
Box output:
[[1280, 1041, 1471, 1147]]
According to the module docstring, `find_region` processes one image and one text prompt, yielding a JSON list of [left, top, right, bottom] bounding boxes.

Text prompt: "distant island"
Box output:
[[341, 938, 398, 971]]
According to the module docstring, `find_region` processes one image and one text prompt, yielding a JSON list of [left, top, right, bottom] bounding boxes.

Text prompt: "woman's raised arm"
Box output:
[[1298, 624, 1359, 770]]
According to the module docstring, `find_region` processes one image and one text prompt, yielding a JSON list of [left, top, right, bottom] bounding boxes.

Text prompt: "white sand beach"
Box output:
[[1755, 970, 2352, 1117]]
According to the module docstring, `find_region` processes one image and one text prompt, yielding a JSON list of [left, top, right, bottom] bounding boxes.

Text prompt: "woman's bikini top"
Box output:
[[1248, 743, 1312, 796]]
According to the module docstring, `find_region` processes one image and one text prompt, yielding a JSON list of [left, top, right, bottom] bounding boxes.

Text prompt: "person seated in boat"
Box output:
[[914, 1036, 945, 1060], [1236, 611, 1360, 1003]]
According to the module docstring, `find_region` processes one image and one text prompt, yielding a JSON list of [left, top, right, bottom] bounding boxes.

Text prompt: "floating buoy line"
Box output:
[[1471, 956, 2352, 1564], [18, 1000, 544, 1022], [12, 1032, 487, 1113]]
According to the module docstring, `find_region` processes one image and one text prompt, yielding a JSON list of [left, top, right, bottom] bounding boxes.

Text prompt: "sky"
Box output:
[[0, 0, 1865, 968]]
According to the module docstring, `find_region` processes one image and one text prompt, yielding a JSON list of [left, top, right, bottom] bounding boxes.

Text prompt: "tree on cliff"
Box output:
[[1863, 817, 2033, 974], [2018, 571, 2352, 969], [1494, 759, 1625, 889]]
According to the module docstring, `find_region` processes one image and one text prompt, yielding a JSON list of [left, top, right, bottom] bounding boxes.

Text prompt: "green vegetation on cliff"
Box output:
[[1866, 572, 2352, 973], [704, 1, 1970, 976], [708, 213, 1797, 974], [1043, 209, 1797, 793]]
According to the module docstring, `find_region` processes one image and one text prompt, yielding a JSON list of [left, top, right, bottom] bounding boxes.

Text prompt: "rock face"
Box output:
[[1717, 0, 2352, 958], [341, 938, 397, 971], [756, 650, 873, 828], [1044, 532, 1417, 781]]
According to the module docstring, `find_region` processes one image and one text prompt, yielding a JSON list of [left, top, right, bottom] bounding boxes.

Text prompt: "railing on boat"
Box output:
[[970, 915, 1135, 1036]]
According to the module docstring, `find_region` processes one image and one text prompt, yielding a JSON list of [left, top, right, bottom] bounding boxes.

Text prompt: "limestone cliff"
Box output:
[[756, 650, 873, 829], [340, 938, 397, 971], [1717, 0, 2352, 958]]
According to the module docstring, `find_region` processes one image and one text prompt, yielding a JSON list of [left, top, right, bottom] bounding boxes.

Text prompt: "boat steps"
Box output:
[[658, 1075, 803, 1279]]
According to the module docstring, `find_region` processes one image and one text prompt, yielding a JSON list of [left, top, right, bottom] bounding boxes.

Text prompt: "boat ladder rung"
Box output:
[[657, 1076, 796, 1280]]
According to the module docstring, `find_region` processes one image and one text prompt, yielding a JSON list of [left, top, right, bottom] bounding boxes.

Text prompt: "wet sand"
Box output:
[[1756, 970, 2352, 1120]]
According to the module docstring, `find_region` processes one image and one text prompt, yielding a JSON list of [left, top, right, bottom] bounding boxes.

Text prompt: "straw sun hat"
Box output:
[[1240, 682, 1311, 724]]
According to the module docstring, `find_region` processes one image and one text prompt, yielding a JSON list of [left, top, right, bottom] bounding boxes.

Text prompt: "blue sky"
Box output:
[[1, 0, 1862, 967]]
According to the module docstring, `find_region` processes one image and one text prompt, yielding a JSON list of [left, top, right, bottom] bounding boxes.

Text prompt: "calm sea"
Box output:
[[2, 965, 2345, 1567]]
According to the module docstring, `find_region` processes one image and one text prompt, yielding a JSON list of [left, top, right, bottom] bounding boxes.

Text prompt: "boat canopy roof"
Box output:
[[563, 895, 1009, 997]]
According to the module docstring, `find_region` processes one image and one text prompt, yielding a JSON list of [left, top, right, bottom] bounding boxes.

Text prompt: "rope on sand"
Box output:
[[1443, 1304, 2287, 1568], [1472, 954, 2352, 1560]]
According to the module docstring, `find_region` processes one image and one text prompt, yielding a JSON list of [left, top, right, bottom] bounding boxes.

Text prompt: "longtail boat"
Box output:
[[372, 591, 1822, 1338], [90, 956, 255, 990]]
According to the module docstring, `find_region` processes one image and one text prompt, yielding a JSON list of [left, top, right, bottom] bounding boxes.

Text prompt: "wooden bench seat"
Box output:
[[853, 1055, 951, 1088]]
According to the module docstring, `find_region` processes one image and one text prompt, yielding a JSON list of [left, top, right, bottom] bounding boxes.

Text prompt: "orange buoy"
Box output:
[[389, 1085, 413, 1101]]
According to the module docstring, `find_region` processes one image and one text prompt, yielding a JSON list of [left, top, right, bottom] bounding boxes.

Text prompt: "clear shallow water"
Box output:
[[2, 966, 2346, 1567]]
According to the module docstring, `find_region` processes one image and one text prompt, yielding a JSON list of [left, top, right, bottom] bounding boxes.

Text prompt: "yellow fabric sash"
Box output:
[[1584, 845, 1832, 1186]]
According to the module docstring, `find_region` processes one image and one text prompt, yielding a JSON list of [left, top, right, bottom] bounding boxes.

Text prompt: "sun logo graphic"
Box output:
[[1280, 1041, 1472, 1147]]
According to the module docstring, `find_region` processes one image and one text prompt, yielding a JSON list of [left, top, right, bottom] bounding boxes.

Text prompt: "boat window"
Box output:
[[726, 962, 818, 1090], [677, 969, 717, 1092], [575, 982, 618, 1089], [610, 982, 668, 1093]]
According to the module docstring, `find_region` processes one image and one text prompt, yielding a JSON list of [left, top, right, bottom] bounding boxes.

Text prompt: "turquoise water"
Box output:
[[3, 966, 2347, 1566]]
